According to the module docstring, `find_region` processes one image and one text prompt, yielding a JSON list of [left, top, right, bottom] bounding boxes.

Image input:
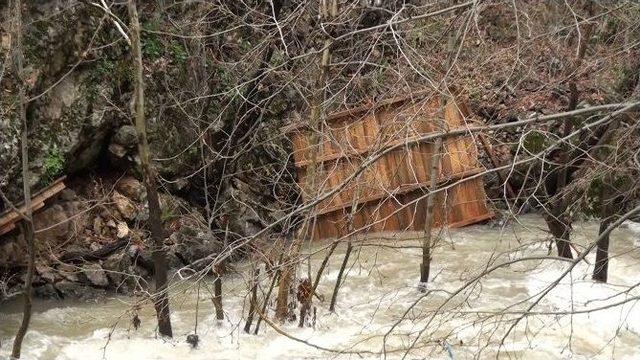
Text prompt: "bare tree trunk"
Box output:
[[244, 267, 260, 333], [329, 241, 352, 312], [213, 269, 224, 320], [420, 136, 443, 286], [327, 183, 363, 313], [593, 182, 615, 282], [545, 204, 574, 259], [593, 216, 613, 283], [297, 278, 312, 328], [312, 241, 339, 291], [128, 0, 172, 338], [276, 0, 336, 322], [418, 9, 461, 284], [275, 257, 292, 322], [543, 1, 594, 260], [11, 1, 36, 357], [254, 267, 280, 335]]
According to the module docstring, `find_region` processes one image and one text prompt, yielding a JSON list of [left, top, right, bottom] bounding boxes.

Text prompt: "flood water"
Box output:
[[1, 215, 640, 359]]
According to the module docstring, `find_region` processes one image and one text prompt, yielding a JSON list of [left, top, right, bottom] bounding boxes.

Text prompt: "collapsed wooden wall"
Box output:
[[287, 92, 493, 240]]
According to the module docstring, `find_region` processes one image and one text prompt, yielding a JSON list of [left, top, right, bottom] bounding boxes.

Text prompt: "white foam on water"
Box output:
[[2, 215, 640, 359]]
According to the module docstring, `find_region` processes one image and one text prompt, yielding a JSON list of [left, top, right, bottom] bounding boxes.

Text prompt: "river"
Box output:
[[1, 215, 639, 359]]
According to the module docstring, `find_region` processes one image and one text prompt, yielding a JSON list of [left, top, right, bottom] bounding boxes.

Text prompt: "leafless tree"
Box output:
[[127, 0, 172, 338]]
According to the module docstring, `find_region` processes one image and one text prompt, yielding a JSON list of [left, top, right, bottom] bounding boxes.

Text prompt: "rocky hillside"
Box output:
[[0, 1, 298, 299], [0, 175, 226, 300]]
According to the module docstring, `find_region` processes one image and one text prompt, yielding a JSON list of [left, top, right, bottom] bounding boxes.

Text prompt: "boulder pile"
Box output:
[[0, 176, 222, 301]]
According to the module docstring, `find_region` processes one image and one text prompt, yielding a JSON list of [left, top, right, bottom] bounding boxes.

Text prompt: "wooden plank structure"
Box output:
[[287, 91, 493, 240], [0, 177, 66, 236]]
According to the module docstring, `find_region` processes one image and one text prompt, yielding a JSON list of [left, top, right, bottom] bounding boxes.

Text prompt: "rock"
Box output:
[[106, 219, 117, 228], [59, 188, 76, 201], [108, 143, 128, 159], [82, 263, 109, 287], [116, 221, 129, 238], [36, 263, 56, 284], [61, 201, 86, 228], [1, 65, 117, 202], [103, 252, 133, 291], [136, 205, 149, 222], [93, 216, 105, 236], [170, 225, 222, 272], [55, 281, 106, 300], [116, 176, 145, 202], [57, 263, 79, 282], [112, 191, 136, 220], [35, 283, 60, 299], [54, 280, 84, 298], [166, 251, 185, 270], [159, 193, 191, 219], [112, 125, 137, 148], [133, 265, 150, 279], [33, 204, 71, 241], [129, 244, 154, 272], [218, 178, 277, 239]]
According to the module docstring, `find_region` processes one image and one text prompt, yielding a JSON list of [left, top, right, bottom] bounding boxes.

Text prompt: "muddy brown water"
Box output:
[[1, 215, 640, 359]]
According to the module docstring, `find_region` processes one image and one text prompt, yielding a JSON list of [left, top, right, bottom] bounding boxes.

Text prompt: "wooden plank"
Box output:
[[0, 178, 66, 233], [312, 167, 484, 216], [0, 223, 16, 236]]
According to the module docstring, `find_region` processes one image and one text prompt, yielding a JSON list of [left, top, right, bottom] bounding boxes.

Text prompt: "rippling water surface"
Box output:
[[1, 215, 640, 359]]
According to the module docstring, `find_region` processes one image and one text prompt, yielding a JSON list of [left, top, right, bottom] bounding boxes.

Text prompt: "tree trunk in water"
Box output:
[[545, 202, 574, 259], [128, 0, 172, 338], [313, 241, 339, 291], [593, 218, 612, 282], [276, 0, 338, 324], [213, 271, 224, 320], [593, 183, 615, 282], [275, 262, 292, 322], [543, 162, 573, 259], [544, 2, 594, 260], [244, 268, 260, 333], [420, 136, 443, 285], [11, 0, 36, 357], [297, 278, 312, 328], [329, 241, 352, 312], [254, 268, 280, 335]]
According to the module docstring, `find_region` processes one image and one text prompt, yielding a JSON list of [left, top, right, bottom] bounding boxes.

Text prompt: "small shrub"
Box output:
[[142, 36, 163, 60], [522, 131, 546, 153], [169, 42, 188, 64], [43, 147, 65, 181]]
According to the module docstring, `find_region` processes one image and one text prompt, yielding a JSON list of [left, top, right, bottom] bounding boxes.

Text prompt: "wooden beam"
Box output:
[[0, 177, 66, 236]]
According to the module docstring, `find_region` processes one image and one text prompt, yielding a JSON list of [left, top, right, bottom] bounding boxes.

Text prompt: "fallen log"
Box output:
[[58, 239, 128, 263]]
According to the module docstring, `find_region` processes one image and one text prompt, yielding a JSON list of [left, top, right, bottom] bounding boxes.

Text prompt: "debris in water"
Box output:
[[186, 334, 199, 349], [132, 314, 141, 330]]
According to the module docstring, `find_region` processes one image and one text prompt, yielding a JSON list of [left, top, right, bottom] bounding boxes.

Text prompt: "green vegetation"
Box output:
[[169, 41, 188, 64], [43, 146, 65, 181], [142, 35, 163, 60], [160, 205, 175, 223], [522, 131, 546, 153]]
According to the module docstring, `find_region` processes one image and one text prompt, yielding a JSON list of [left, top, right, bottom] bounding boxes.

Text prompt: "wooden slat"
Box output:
[[0, 177, 66, 236]]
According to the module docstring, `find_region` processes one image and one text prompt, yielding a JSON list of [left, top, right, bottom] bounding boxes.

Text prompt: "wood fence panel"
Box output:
[[287, 92, 493, 240]]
